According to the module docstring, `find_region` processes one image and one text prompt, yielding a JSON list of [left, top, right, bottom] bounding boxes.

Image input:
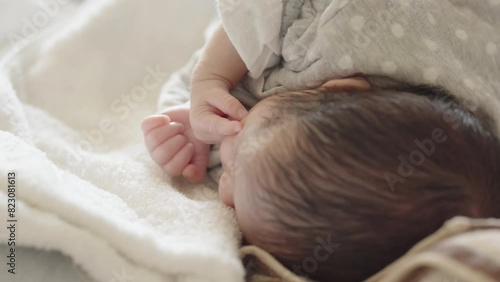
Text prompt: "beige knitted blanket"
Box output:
[[244, 217, 500, 282]]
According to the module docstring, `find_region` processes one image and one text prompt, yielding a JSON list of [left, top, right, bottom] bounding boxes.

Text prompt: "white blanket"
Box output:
[[0, 1, 245, 282]]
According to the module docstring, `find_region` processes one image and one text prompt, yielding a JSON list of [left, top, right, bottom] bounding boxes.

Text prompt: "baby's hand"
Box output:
[[190, 80, 248, 144], [141, 103, 209, 183]]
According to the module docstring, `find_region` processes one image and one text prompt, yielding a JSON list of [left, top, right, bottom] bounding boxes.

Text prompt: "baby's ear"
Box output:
[[318, 77, 371, 92]]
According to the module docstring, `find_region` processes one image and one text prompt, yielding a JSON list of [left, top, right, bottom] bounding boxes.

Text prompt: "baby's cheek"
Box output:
[[218, 172, 234, 207]]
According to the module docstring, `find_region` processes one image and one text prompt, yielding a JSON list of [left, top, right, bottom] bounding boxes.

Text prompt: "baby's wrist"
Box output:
[[192, 74, 233, 93]]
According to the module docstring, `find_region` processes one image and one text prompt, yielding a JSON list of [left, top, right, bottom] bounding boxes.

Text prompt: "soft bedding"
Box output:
[[2, 1, 500, 282], [0, 1, 245, 282]]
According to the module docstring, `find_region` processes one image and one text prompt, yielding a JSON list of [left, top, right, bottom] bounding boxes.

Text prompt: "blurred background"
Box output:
[[0, 0, 80, 53], [0, 0, 215, 60], [0, 0, 216, 140]]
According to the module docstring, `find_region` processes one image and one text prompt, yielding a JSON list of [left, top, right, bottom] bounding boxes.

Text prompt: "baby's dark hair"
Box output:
[[243, 86, 500, 282]]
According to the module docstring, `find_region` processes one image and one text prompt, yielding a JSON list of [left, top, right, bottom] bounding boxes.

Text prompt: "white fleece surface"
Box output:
[[0, 1, 244, 282]]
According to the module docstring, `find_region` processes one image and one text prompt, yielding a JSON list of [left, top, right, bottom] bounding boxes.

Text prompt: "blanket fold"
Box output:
[[0, 1, 244, 282]]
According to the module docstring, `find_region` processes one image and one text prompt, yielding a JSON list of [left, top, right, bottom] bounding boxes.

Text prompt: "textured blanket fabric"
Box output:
[[0, 1, 245, 282]]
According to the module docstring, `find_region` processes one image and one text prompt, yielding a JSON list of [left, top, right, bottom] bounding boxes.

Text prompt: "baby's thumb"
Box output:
[[207, 115, 242, 139], [211, 93, 248, 121]]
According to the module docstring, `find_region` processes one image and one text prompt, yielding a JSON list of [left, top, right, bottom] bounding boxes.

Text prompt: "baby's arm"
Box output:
[[141, 24, 248, 182], [190, 24, 249, 144]]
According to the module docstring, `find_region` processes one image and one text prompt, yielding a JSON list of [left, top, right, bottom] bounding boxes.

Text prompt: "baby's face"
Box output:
[[219, 96, 279, 241], [218, 97, 275, 203]]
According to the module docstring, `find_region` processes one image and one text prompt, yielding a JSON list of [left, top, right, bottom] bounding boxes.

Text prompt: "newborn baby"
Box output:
[[217, 86, 500, 282], [143, 80, 500, 282], [142, 0, 500, 281]]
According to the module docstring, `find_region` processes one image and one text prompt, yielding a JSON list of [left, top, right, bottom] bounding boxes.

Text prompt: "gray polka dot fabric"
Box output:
[[217, 0, 500, 134]]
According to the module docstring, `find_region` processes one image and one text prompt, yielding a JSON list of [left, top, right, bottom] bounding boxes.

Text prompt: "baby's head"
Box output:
[[218, 83, 500, 281]]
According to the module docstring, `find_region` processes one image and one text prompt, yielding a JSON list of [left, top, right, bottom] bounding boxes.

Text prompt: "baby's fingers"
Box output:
[[150, 135, 188, 166], [182, 144, 210, 183], [144, 122, 185, 152], [209, 91, 248, 121], [141, 115, 170, 134], [193, 114, 241, 144], [208, 115, 242, 139], [183, 165, 205, 183], [163, 143, 195, 177]]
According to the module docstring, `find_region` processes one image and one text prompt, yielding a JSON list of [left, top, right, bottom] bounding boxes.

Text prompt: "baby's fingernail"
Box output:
[[233, 123, 242, 133], [170, 122, 184, 131]]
